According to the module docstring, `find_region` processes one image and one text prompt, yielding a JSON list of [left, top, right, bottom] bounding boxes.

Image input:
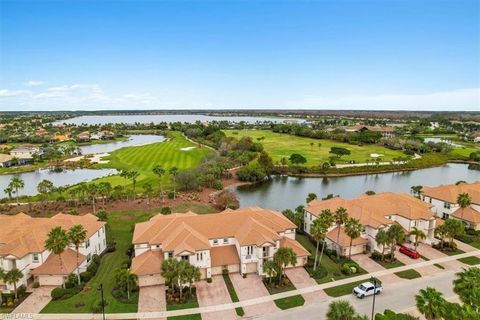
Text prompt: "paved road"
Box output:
[[256, 270, 458, 320]]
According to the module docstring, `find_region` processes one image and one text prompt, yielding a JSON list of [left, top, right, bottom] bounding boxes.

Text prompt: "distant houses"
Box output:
[[10, 144, 44, 164], [0, 154, 15, 167], [344, 125, 396, 138]]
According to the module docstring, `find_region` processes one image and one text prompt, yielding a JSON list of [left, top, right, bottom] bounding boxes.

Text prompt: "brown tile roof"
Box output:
[[422, 181, 480, 204], [326, 226, 368, 248], [210, 245, 240, 267], [131, 250, 163, 276], [31, 248, 86, 275], [307, 192, 435, 229], [280, 237, 310, 257], [0, 213, 105, 259], [133, 208, 297, 254], [0, 154, 14, 163], [452, 207, 480, 224]]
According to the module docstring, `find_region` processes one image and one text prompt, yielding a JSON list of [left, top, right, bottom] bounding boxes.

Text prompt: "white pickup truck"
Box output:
[[352, 281, 383, 298]]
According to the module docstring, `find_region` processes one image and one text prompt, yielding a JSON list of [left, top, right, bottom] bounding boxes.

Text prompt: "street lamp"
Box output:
[[98, 283, 106, 320], [370, 277, 377, 320]]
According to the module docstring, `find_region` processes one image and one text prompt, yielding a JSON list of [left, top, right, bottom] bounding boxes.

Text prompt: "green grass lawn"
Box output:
[[222, 273, 245, 317], [434, 248, 466, 256], [166, 298, 201, 320], [434, 263, 446, 270], [458, 256, 480, 265], [274, 295, 305, 310], [394, 269, 422, 279], [372, 258, 405, 269], [223, 129, 406, 166], [168, 315, 202, 320], [41, 209, 156, 313], [324, 278, 382, 297]]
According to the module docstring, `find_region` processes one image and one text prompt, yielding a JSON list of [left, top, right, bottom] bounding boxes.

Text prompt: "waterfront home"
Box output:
[[304, 193, 438, 256], [9, 144, 43, 164], [76, 131, 91, 142], [0, 213, 106, 292], [0, 154, 15, 167], [131, 207, 309, 287], [344, 125, 396, 138], [421, 181, 480, 229]]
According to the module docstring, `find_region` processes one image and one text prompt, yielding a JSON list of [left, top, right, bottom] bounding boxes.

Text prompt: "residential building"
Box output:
[[421, 181, 480, 229], [304, 193, 439, 255], [77, 131, 91, 142], [0, 154, 14, 167], [0, 213, 106, 292], [344, 125, 396, 138], [9, 144, 43, 164], [131, 207, 309, 287]]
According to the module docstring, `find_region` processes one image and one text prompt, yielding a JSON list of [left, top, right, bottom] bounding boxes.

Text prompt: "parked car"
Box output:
[[399, 245, 420, 259], [353, 281, 383, 298]]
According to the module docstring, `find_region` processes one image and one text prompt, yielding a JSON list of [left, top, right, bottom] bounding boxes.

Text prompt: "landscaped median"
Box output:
[[222, 272, 245, 316], [262, 275, 305, 310]]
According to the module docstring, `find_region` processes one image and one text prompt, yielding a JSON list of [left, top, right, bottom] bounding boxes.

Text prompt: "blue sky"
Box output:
[[0, 0, 478, 111]]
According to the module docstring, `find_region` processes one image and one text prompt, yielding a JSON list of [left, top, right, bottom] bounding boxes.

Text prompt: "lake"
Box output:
[[0, 168, 118, 198], [233, 163, 480, 211], [78, 134, 165, 154], [55, 114, 304, 125], [424, 137, 463, 147]]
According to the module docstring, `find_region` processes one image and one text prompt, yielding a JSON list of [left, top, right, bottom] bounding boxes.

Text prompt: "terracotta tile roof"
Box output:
[[0, 213, 105, 259], [326, 226, 368, 248], [452, 207, 480, 224], [133, 207, 297, 254], [131, 250, 164, 276], [280, 237, 310, 257], [210, 245, 240, 267], [0, 154, 14, 163], [422, 181, 480, 204], [31, 248, 86, 275], [307, 193, 435, 229]]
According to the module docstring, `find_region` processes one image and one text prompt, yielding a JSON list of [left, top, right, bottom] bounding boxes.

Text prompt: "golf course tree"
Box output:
[[169, 167, 178, 200], [142, 182, 154, 204], [152, 165, 165, 201], [3, 268, 23, 299], [386, 223, 405, 261], [272, 247, 297, 285], [289, 153, 307, 165], [8, 175, 24, 204], [329, 146, 351, 159], [37, 179, 54, 207], [45, 226, 70, 288], [128, 170, 140, 201], [326, 300, 368, 320], [97, 182, 112, 206], [257, 151, 274, 175], [67, 225, 87, 285], [161, 258, 201, 302]]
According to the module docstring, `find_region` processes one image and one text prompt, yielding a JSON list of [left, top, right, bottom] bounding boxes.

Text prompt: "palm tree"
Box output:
[[114, 268, 137, 300], [87, 184, 98, 214], [375, 229, 389, 261], [98, 182, 112, 205], [415, 287, 446, 320], [0, 267, 4, 305], [143, 182, 153, 204], [435, 224, 447, 250], [457, 192, 472, 220], [129, 171, 140, 201], [326, 300, 357, 320], [306, 193, 317, 203], [9, 176, 24, 204], [184, 265, 201, 294], [310, 219, 327, 271], [176, 259, 189, 299], [44, 226, 70, 288], [453, 267, 480, 311], [152, 165, 165, 201], [386, 224, 405, 261], [67, 225, 87, 285], [37, 179, 54, 207], [317, 209, 334, 266], [161, 258, 179, 294], [410, 227, 426, 250], [444, 218, 464, 249], [344, 218, 363, 259], [410, 185, 423, 198], [169, 167, 178, 200], [262, 260, 277, 285], [3, 186, 13, 201], [119, 170, 130, 201], [334, 207, 349, 255], [4, 268, 23, 299], [273, 247, 297, 284]]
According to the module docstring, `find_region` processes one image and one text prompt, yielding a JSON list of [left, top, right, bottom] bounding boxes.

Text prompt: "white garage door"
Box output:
[[38, 275, 64, 286], [138, 274, 165, 287], [246, 262, 257, 274]]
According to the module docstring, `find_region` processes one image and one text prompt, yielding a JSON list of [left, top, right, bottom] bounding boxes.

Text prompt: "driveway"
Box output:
[[417, 243, 465, 270], [138, 285, 166, 320], [12, 286, 55, 314], [454, 239, 478, 252], [351, 254, 402, 284], [230, 273, 277, 317], [285, 267, 327, 304], [196, 275, 238, 320], [394, 247, 438, 277]]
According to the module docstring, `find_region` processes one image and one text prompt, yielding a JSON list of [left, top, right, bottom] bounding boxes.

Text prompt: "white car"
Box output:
[[352, 281, 383, 298]]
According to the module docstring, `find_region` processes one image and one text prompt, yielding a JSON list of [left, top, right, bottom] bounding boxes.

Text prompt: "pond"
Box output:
[[55, 114, 304, 125], [78, 134, 165, 154], [424, 137, 463, 147], [233, 163, 480, 211], [0, 168, 118, 198]]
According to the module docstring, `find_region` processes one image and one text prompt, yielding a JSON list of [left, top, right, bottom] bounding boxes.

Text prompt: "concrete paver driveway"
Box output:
[[394, 247, 438, 277], [138, 285, 166, 320], [196, 275, 238, 320], [417, 243, 465, 270], [230, 273, 277, 317], [12, 286, 55, 314], [351, 254, 402, 284], [285, 267, 327, 304]]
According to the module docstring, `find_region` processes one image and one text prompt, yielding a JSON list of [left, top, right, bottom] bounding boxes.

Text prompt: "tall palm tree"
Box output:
[[326, 300, 357, 320], [9, 176, 24, 204], [114, 268, 137, 300], [98, 182, 112, 205], [152, 165, 165, 202], [161, 258, 179, 294], [87, 184, 98, 214], [344, 218, 363, 259], [0, 267, 4, 305], [310, 219, 327, 271], [457, 192, 472, 220], [129, 171, 140, 201], [334, 207, 349, 255], [453, 267, 480, 311], [415, 287, 446, 320], [410, 227, 426, 250], [184, 265, 201, 294], [410, 185, 423, 198], [375, 229, 389, 261], [176, 259, 189, 299], [143, 182, 153, 204], [67, 225, 87, 285], [3, 186, 13, 201], [273, 247, 297, 283], [317, 209, 334, 266], [262, 260, 277, 284], [169, 167, 178, 200], [386, 224, 405, 261], [4, 268, 23, 299], [119, 170, 130, 201], [45, 227, 70, 288]]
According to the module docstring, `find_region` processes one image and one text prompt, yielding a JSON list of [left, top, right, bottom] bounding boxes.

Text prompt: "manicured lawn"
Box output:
[[434, 247, 465, 256], [274, 295, 305, 310], [434, 263, 445, 270], [223, 129, 406, 166], [42, 209, 156, 313], [167, 301, 200, 311], [372, 258, 405, 269], [324, 278, 382, 297], [172, 202, 218, 215], [168, 314, 202, 320], [420, 254, 430, 261], [394, 269, 422, 280], [222, 273, 245, 317], [458, 256, 480, 265]]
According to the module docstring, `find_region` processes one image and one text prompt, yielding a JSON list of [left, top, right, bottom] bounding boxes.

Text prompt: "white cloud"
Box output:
[[0, 89, 31, 97], [24, 80, 44, 87]]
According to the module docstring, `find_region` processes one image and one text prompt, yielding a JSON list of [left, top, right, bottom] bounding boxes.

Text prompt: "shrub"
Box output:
[[91, 299, 108, 313], [212, 180, 224, 190], [106, 242, 116, 253], [51, 288, 68, 300], [455, 234, 474, 244], [167, 191, 175, 199], [341, 264, 352, 275], [206, 278, 212, 283], [32, 282, 40, 289], [80, 271, 92, 282], [68, 209, 79, 216], [65, 274, 78, 289], [222, 269, 229, 275], [161, 206, 172, 215], [96, 209, 108, 221]]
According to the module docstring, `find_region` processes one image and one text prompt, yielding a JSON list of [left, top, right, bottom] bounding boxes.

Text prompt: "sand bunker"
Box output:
[[180, 147, 196, 151]]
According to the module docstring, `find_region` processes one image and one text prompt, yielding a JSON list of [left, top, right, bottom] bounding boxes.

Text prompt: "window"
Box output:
[[85, 239, 90, 248], [223, 238, 228, 244], [213, 239, 218, 245], [87, 253, 92, 263], [247, 246, 253, 255], [168, 252, 173, 259], [32, 253, 39, 262], [442, 213, 449, 220], [429, 198, 432, 204], [98, 230, 100, 237], [444, 202, 451, 209], [196, 252, 203, 261], [181, 255, 189, 261]]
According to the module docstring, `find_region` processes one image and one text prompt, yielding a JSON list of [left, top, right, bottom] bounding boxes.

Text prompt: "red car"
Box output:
[[399, 245, 420, 259]]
